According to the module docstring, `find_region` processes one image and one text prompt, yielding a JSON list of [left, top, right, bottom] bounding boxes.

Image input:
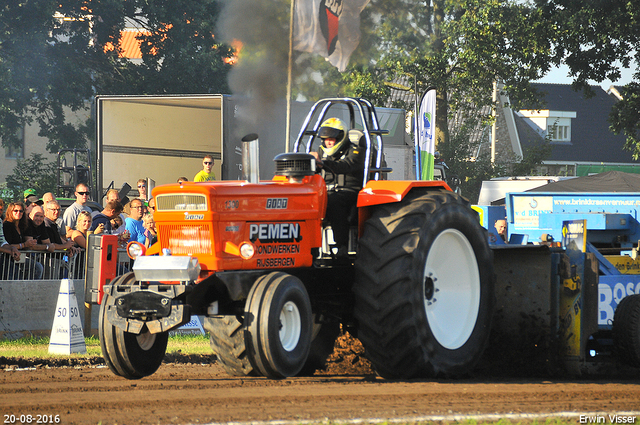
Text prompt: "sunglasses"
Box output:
[[13, 209, 24, 213], [77, 191, 90, 196], [138, 185, 146, 188], [204, 161, 213, 165]]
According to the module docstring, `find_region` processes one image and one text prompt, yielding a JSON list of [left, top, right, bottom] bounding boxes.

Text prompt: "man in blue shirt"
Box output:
[[125, 199, 146, 244]]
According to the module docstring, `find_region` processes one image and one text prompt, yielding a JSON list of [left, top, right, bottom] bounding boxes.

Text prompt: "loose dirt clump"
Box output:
[[320, 330, 375, 375]]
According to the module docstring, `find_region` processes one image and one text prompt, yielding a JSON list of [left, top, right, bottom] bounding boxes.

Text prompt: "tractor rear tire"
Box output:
[[203, 315, 256, 376], [613, 294, 640, 367], [354, 190, 494, 379], [245, 272, 313, 378]]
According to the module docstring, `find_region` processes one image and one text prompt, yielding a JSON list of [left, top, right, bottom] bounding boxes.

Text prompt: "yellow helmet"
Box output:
[[318, 117, 348, 156]]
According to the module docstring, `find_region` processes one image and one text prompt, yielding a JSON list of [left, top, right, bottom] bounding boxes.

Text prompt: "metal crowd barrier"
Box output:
[[0, 249, 130, 281]]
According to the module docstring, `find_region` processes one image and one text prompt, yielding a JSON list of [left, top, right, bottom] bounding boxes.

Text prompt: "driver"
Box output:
[[310, 118, 365, 258]]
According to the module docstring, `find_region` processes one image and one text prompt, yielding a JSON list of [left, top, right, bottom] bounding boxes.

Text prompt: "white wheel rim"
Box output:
[[279, 301, 302, 352], [137, 331, 156, 351], [423, 228, 481, 350]]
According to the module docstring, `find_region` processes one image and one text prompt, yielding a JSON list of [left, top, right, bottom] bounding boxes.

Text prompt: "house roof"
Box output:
[[527, 170, 640, 192], [104, 29, 148, 59], [518, 83, 638, 164], [119, 30, 145, 59]]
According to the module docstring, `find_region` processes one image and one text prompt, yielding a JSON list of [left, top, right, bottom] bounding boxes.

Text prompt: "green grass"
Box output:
[[0, 333, 211, 359]]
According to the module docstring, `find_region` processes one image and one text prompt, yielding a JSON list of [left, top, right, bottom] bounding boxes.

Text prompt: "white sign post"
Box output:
[[48, 279, 87, 354]]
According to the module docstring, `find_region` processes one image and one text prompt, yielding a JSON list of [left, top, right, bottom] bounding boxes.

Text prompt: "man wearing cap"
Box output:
[[62, 183, 92, 238], [24, 188, 43, 215]]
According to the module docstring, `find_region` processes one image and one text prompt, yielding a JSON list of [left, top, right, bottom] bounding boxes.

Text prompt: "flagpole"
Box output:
[[414, 75, 421, 180], [285, 0, 295, 153]]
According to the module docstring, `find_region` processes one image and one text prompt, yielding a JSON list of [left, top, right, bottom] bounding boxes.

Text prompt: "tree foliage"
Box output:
[[305, 0, 556, 187], [297, 0, 555, 142], [612, 83, 640, 158], [4, 153, 57, 201], [0, 0, 234, 155]]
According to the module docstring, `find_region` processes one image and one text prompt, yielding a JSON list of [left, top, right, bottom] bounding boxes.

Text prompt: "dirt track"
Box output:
[[2, 335, 640, 425], [2, 362, 640, 425]]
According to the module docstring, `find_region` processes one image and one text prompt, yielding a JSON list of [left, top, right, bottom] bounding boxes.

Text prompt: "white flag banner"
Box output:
[[293, 0, 370, 72], [417, 88, 436, 180]]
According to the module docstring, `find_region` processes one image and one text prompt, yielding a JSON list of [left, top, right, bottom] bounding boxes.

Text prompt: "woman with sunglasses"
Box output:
[[3, 203, 37, 251], [2, 202, 43, 279]]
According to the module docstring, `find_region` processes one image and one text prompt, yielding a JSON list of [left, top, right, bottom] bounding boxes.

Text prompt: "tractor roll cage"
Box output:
[[292, 97, 391, 188]]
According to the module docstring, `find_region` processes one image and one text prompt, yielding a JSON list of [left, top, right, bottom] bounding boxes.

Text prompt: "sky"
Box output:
[[535, 64, 637, 89]]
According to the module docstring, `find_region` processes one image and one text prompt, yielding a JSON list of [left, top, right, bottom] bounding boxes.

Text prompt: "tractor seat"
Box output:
[[348, 129, 366, 147]]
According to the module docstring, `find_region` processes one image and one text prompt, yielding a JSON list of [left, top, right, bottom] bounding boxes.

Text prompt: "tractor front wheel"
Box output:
[[245, 272, 313, 378], [98, 272, 168, 379], [114, 326, 168, 379], [99, 272, 135, 378]]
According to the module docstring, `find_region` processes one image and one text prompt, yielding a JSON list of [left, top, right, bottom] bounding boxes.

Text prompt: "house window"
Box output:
[[4, 127, 24, 159], [547, 122, 571, 142]]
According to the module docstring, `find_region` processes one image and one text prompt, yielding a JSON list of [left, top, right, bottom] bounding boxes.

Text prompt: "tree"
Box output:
[[96, 0, 234, 95], [4, 153, 57, 201], [0, 0, 98, 153], [538, 0, 640, 155], [295, 0, 555, 144], [0, 0, 234, 156], [612, 83, 640, 158], [288, 1, 555, 183], [315, 0, 554, 191]]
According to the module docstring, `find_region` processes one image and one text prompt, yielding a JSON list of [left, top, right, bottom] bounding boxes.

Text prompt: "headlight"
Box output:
[[239, 242, 255, 259], [127, 241, 146, 259]]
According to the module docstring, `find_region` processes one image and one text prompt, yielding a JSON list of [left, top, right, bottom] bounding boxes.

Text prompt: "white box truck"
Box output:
[[94, 94, 410, 200]]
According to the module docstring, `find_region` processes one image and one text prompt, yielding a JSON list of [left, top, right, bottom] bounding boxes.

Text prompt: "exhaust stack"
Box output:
[[242, 133, 260, 184]]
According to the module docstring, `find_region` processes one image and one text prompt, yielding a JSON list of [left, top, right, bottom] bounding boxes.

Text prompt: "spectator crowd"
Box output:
[[1, 154, 217, 280]]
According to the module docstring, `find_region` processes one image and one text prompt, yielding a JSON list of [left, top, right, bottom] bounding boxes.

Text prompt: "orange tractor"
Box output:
[[93, 98, 495, 379]]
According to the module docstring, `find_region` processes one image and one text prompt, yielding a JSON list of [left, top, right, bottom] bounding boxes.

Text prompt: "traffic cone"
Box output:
[[48, 279, 87, 354]]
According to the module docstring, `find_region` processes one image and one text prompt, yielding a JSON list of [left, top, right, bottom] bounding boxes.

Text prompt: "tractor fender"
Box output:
[[356, 180, 452, 234]]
